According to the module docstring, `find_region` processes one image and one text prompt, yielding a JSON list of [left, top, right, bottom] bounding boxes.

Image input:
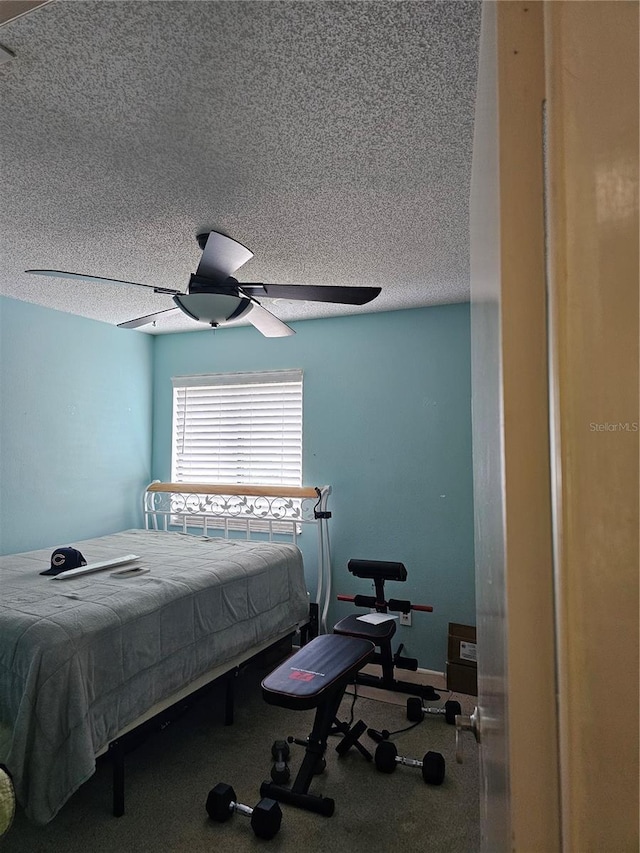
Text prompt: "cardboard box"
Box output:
[[447, 622, 477, 666], [446, 623, 477, 695], [446, 661, 478, 696]]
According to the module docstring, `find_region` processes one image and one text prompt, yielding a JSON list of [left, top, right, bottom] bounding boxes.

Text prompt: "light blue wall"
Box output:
[[152, 305, 474, 671], [0, 296, 472, 670], [0, 296, 154, 555]]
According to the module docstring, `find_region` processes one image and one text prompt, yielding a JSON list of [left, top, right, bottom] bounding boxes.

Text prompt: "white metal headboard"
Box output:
[[143, 482, 333, 632]]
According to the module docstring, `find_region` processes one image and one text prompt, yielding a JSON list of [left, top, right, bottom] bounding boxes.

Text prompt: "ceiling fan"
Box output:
[[25, 231, 382, 337]]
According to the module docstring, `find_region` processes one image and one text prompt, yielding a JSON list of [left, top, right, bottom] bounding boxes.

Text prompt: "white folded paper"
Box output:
[[356, 612, 398, 625]]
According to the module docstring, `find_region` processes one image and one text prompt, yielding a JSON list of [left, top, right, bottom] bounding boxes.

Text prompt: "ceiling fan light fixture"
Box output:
[[172, 292, 253, 326]]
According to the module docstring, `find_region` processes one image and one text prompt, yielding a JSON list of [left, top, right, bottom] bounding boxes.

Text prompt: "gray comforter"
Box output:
[[0, 529, 309, 824]]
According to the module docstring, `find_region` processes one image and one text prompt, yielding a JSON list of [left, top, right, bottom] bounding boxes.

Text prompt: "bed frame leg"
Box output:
[[300, 603, 319, 645], [109, 739, 125, 817], [224, 669, 238, 726]]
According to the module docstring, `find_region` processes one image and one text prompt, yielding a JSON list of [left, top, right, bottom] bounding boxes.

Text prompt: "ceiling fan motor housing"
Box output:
[[187, 274, 239, 294]]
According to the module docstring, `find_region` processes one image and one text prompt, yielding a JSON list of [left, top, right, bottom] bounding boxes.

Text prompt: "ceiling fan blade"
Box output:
[[196, 231, 253, 280], [25, 269, 181, 295], [117, 307, 182, 329], [240, 284, 381, 305], [247, 302, 295, 337]]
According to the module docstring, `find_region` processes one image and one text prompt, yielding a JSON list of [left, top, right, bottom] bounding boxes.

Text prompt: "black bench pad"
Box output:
[[261, 634, 374, 711], [334, 613, 397, 642]]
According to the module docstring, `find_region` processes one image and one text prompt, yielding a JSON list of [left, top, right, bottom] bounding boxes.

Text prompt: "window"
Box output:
[[171, 370, 303, 487]]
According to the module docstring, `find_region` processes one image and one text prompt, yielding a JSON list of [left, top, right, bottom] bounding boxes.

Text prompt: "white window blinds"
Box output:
[[171, 370, 303, 486]]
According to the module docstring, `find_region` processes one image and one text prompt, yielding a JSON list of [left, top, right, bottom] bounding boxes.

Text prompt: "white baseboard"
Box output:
[[416, 667, 445, 679]]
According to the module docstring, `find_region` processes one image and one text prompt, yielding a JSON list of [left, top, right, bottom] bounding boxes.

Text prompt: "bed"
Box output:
[[0, 482, 332, 825]]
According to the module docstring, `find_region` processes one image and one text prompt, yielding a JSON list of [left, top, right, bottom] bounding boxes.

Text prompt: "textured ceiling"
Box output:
[[0, 0, 481, 335]]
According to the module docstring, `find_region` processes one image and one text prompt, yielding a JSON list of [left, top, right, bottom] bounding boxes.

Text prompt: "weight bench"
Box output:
[[334, 559, 439, 701], [260, 634, 375, 816]]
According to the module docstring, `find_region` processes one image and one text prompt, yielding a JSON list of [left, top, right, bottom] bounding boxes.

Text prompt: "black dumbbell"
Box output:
[[270, 739, 291, 784], [374, 742, 446, 785], [407, 697, 462, 725], [206, 782, 282, 840]]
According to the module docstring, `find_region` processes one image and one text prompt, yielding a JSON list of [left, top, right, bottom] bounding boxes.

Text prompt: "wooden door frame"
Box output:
[[472, 2, 639, 849], [544, 3, 639, 849], [471, 3, 561, 848]]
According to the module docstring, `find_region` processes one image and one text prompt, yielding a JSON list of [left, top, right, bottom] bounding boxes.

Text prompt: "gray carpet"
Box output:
[[2, 661, 480, 852]]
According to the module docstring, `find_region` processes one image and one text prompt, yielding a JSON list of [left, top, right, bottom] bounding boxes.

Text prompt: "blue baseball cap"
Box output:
[[40, 547, 87, 576]]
